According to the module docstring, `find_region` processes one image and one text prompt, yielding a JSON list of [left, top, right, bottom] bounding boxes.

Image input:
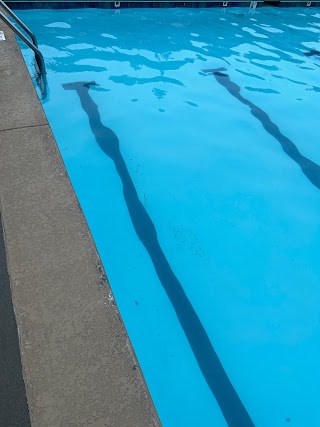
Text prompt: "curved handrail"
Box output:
[[0, 0, 38, 47], [0, 8, 47, 97]]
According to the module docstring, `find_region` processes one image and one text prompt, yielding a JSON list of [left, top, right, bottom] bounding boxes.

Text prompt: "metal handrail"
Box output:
[[0, 0, 38, 47], [0, 3, 47, 97]]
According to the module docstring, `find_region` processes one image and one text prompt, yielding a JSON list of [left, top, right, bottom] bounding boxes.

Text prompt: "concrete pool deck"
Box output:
[[0, 18, 160, 427]]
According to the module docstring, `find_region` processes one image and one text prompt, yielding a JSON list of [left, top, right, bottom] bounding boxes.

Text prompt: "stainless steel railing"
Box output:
[[0, 1, 47, 97]]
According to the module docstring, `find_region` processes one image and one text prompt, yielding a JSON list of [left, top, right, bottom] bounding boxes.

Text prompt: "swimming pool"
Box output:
[[18, 6, 320, 427]]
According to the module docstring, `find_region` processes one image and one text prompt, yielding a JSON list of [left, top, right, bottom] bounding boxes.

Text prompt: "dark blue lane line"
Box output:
[[303, 50, 320, 57], [63, 81, 255, 427], [204, 68, 320, 191], [0, 213, 31, 427]]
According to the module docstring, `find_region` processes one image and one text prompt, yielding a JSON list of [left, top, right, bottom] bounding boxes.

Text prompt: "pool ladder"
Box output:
[[0, 0, 47, 97]]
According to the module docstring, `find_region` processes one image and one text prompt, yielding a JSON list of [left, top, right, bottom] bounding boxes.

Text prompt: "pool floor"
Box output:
[[18, 7, 320, 427]]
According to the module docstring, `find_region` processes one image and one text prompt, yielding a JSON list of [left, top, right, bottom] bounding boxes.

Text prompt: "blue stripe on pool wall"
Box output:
[[5, 1, 263, 9], [7, 1, 320, 10]]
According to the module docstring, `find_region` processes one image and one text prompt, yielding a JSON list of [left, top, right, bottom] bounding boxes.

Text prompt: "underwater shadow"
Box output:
[[204, 68, 320, 191], [63, 81, 255, 427]]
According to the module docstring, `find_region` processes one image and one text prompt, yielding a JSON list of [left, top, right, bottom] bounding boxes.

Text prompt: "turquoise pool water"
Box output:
[[18, 7, 320, 427]]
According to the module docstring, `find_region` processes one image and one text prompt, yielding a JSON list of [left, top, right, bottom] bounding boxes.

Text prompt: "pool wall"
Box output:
[[6, 1, 320, 10]]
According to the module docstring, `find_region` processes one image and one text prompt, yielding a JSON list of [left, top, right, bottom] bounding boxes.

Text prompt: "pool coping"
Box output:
[[0, 15, 161, 427]]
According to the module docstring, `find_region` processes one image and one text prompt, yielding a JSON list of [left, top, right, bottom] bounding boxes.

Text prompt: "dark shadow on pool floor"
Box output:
[[63, 81, 255, 427]]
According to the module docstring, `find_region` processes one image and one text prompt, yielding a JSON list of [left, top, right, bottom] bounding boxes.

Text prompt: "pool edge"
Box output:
[[0, 21, 161, 427]]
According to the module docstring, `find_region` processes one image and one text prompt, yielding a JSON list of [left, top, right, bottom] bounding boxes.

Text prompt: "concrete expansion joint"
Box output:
[[0, 123, 49, 133]]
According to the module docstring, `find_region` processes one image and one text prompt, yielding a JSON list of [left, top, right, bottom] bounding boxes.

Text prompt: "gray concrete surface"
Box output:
[[0, 213, 31, 426], [0, 19, 160, 427]]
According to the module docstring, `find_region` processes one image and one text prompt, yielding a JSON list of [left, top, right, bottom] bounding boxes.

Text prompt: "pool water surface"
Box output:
[[18, 7, 320, 427]]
